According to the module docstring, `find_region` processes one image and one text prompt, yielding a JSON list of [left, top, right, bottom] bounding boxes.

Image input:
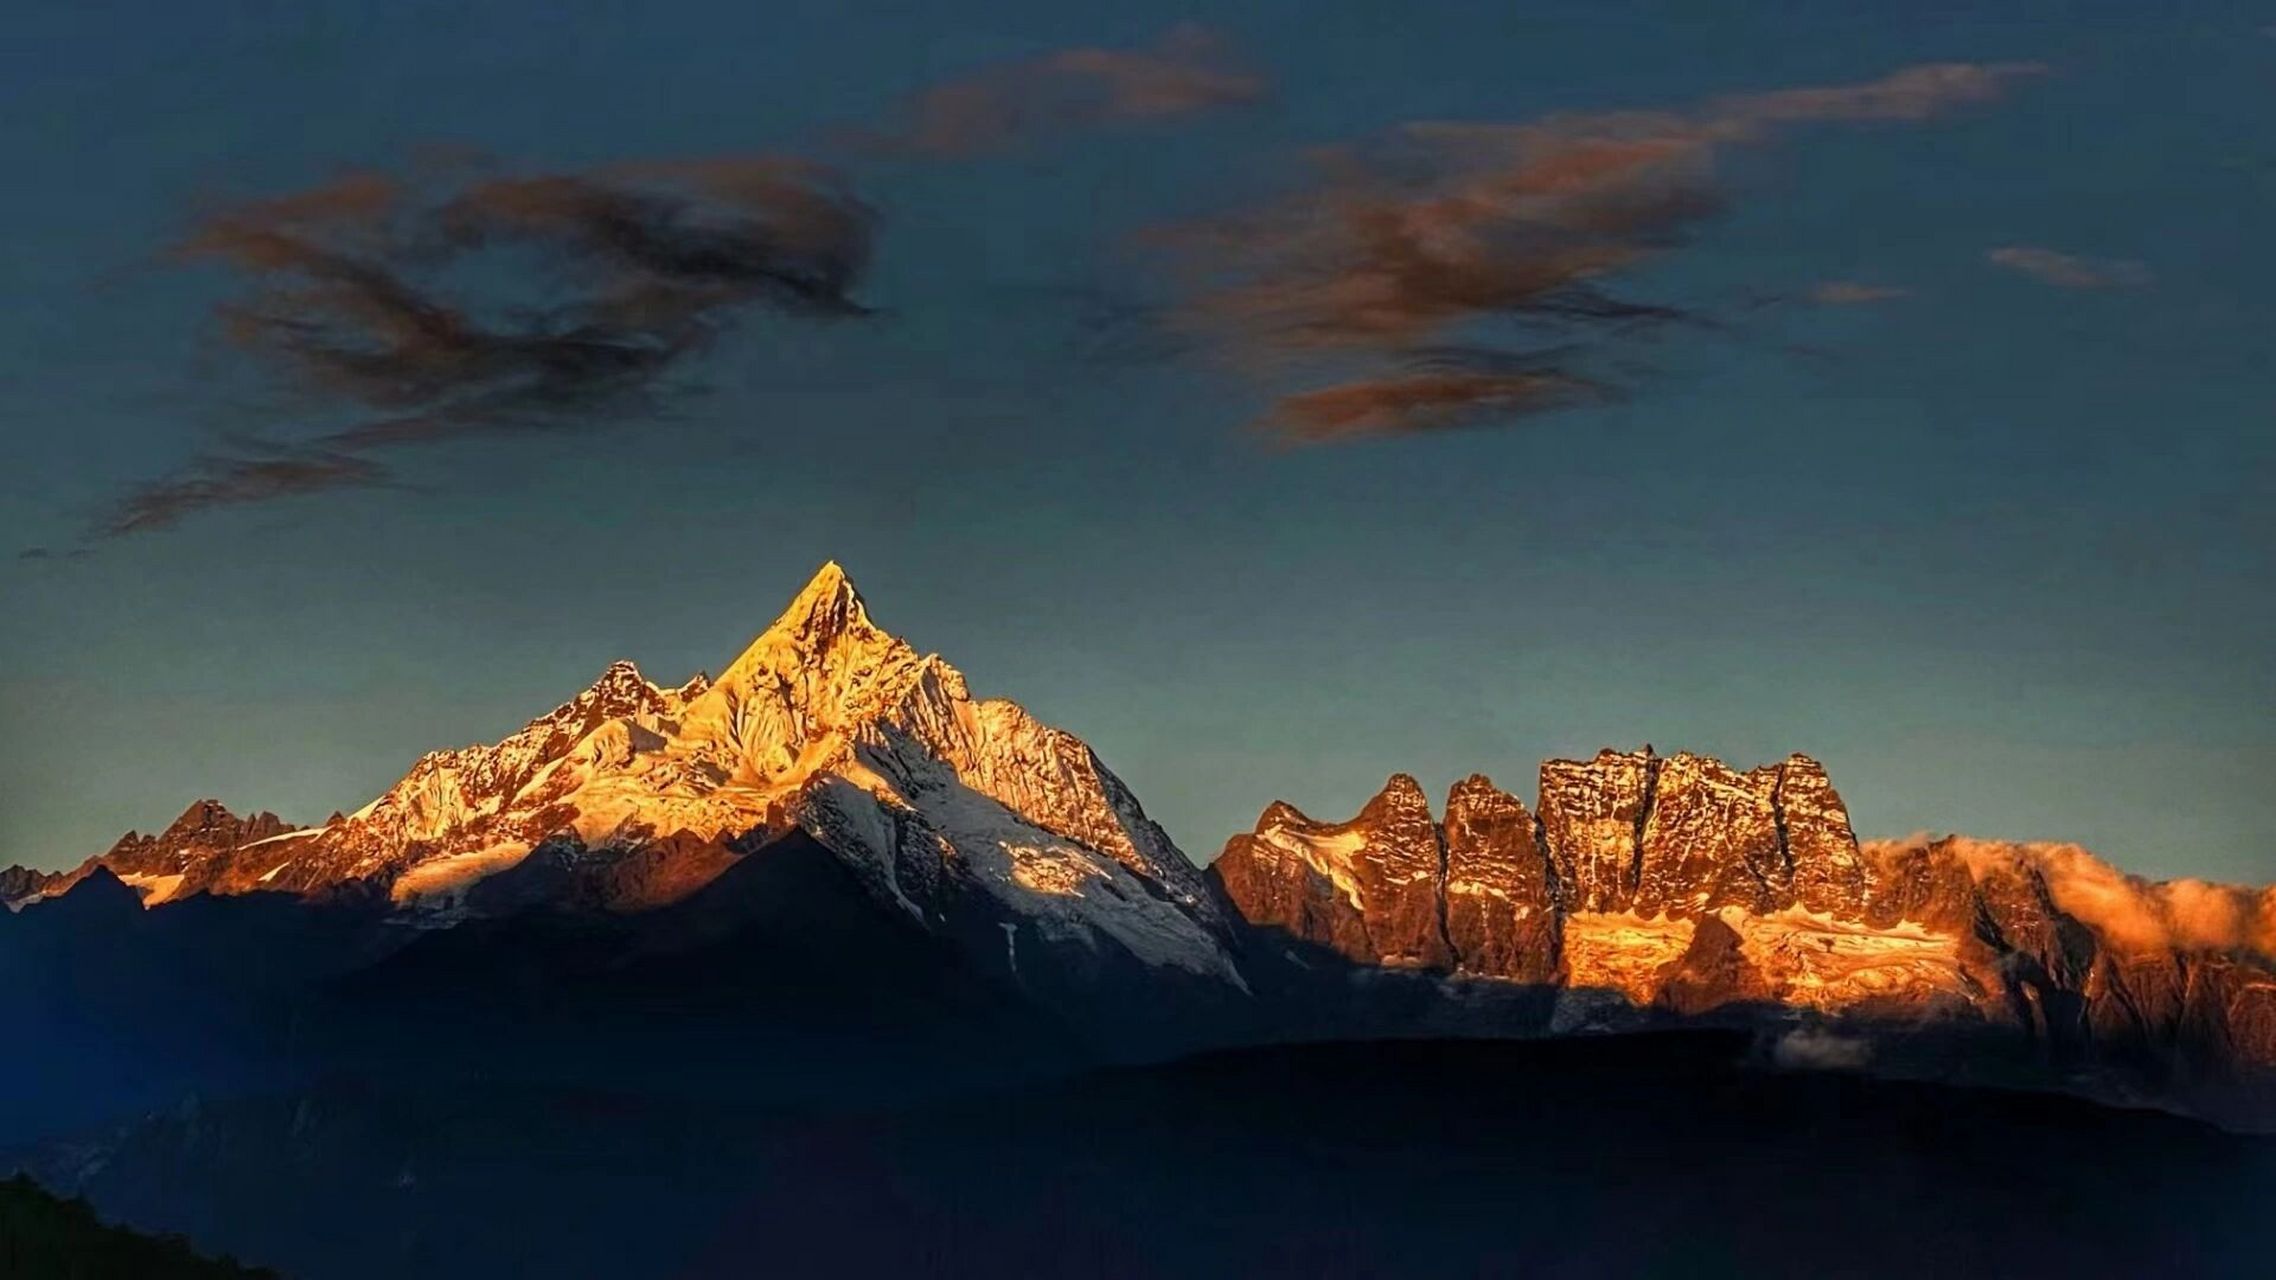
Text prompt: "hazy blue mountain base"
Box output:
[[16, 1035, 2273, 1280]]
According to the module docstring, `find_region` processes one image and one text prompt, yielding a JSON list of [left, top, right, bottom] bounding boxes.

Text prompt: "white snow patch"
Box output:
[[390, 844, 534, 903], [1006, 844, 1102, 897], [1717, 906, 1966, 1010], [1561, 912, 1697, 1005], [116, 872, 187, 907], [1773, 1027, 1874, 1070], [238, 828, 321, 849], [912, 778, 1246, 987], [1257, 824, 1370, 910]]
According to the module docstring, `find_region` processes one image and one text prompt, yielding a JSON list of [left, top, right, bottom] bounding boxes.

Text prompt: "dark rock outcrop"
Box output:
[[0, 863, 69, 909]]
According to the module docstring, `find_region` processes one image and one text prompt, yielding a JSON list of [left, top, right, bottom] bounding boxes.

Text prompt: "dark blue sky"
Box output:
[[4, 1, 2271, 881]]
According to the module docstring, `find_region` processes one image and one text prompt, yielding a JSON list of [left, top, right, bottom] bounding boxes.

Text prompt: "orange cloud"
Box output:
[[1986, 245, 2152, 289], [1707, 62, 2046, 129], [98, 155, 875, 538], [1265, 370, 1599, 442], [1810, 281, 1911, 305], [861, 25, 1266, 158], [1172, 63, 2046, 441], [1898, 835, 2276, 958]]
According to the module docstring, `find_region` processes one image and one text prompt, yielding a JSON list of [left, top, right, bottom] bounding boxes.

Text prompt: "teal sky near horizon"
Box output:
[[2, 1, 2271, 880]]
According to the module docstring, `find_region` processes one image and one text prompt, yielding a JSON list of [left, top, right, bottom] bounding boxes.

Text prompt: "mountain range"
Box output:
[[7, 562, 2274, 1128]]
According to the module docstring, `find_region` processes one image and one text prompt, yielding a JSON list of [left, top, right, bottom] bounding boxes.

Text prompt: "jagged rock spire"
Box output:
[[1443, 775, 1559, 982], [772, 561, 873, 645], [1212, 773, 1449, 969], [1537, 748, 1659, 914], [706, 562, 896, 705], [1212, 747, 1884, 987]]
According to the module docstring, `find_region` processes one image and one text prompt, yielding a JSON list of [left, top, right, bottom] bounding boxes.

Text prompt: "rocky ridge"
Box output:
[[6, 800, 304, 910], [6, 566, 2271, 1120], [1210, 750, 2276, 1095]]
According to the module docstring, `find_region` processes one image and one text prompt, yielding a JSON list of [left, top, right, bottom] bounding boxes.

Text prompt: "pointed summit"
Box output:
[[530, 659, 668, 728], [586, 659, 652, 699], [692, 560, 923, 762], [771, 560, 875, 646], [1360, 773, 1433, 820], [710, 561, 898, 692], [160, 798, 240, 840]]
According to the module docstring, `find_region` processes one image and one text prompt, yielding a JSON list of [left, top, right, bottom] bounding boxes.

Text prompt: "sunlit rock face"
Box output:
[[1632, 752, 1787, 917], [1536, 749, 1656, 914], [1527, 748, 1875, 922], [1210, 775, 1449, 968], [1859, 835, 1980, 933], [1442, 775, 1559, 983], [1779, 755, 1871, 915], [1652, 915, 1771, 1015], [1215, 772, 1565, 981], [1213, 745, 1922, 1007], [1210, 747, 2276, 1105]]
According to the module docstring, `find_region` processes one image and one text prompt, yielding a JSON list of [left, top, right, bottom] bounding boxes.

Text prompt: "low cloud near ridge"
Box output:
[[1870, 834, 2276, 957]]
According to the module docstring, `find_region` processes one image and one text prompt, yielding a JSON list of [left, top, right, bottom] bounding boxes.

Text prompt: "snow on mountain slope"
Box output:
[[47, 564, 1240, 985]]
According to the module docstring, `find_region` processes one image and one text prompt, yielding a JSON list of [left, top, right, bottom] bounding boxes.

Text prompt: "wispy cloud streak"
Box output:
[[94, 156, 875, 537], [1171, 62, 2046, 441], [103, 451, 396, 537], [1809, 281, 1911, 305], [1986, 245, 2152, 289], [858, 24, 1267, 157], [82, 31, 1275, 545]]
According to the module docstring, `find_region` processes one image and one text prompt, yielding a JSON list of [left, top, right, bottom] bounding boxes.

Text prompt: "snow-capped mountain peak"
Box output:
[[716, 562, 898, 699], [38, 562, 1243, 992], [678, 563, 939, 785], [763, 559, 872, 646]]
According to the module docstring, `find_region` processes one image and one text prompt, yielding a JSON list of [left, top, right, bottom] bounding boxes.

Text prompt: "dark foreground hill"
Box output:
[[0, 1173, 277, 1279], [685, 1032, 2275, 1279], [25, 1032, 2274, 1280]]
